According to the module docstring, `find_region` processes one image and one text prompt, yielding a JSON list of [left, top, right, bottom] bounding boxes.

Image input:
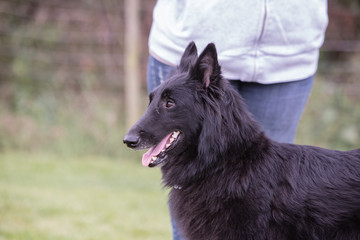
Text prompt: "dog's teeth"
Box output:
[[172, 131, 179, 138], [166, 144, 171, 148], [170, 137, 175, 143], [152, 156, 157, 161]]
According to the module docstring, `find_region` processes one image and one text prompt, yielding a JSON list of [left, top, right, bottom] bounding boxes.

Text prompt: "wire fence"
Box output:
[[0, 0, 359, 97], [0, 0, 153, 97]]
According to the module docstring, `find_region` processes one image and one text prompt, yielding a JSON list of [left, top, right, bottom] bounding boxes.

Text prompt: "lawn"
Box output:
[[0, 152, 171, 240]]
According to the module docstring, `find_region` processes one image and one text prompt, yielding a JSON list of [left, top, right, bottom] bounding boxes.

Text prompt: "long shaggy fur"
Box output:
[[124, 42, 360, 240]]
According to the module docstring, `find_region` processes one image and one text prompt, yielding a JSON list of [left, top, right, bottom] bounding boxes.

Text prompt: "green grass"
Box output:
[[296, 76, 360, 150], [0, 152, 171, 240]]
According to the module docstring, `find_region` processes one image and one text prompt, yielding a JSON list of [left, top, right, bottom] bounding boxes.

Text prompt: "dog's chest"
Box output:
[[168, 183, 264, 239]]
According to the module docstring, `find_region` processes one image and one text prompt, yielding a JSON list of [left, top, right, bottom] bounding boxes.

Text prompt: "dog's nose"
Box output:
[[123, 134, 140, 148]]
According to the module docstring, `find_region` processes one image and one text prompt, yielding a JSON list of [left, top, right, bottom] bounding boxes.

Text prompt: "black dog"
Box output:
[[124, 42, 360, 240]]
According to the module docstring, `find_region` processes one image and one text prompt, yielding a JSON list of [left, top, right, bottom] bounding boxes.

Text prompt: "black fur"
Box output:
[[124, 42, 360, 240]]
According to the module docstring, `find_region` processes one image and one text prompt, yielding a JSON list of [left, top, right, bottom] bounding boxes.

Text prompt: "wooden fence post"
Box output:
[[124, 0, 140, 129]]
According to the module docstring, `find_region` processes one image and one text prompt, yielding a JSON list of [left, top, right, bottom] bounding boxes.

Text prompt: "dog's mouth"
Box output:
[[142, 131, 181, 167]]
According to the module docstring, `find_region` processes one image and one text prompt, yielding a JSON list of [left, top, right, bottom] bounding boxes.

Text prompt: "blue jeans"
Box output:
[[146, 55, 314, 240]]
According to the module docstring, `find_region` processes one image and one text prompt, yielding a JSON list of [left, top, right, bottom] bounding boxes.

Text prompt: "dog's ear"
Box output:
[[179, 41, 198, 72], [192, 43, 221, 89]]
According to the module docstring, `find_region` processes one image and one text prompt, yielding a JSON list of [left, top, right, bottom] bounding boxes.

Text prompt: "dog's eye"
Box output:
[[164, 99, 175, 109]]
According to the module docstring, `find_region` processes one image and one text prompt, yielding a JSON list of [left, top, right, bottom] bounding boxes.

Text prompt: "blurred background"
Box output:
[[0, 0, 359, 239]]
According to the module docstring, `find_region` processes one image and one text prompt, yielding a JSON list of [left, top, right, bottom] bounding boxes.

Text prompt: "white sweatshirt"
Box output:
[[148, 0, 328, 84]]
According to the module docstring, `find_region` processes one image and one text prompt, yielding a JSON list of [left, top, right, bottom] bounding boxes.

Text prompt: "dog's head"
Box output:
[[123, 42, 226, 167]]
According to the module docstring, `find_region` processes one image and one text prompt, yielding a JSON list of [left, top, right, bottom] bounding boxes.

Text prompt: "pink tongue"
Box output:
[[142, 133, 172, 167]]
